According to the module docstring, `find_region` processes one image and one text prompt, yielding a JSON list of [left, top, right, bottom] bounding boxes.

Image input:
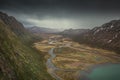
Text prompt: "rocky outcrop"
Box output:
[[0, 11, 42, 43], [0, 12, 26, 36]]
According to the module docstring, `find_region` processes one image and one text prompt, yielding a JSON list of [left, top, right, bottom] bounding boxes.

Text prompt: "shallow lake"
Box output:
[[87, 64, 120, 80]]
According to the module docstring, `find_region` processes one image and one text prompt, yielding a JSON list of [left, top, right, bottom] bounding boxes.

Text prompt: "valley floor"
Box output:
[[34, 35, 120, 80]]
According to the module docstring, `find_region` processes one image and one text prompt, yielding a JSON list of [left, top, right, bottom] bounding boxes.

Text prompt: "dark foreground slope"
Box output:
[[73, 20, 120, 53], [0, 12, 54, 80]]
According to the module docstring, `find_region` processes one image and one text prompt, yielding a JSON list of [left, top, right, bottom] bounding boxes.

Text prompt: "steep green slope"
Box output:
[[0, 18, 54, 79]]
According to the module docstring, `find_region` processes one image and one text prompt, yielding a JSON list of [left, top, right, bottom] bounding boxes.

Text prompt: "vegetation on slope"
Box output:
[[0, 17, 54, 80]]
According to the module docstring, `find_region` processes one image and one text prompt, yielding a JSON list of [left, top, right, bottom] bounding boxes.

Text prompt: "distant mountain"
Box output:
[[60, 28, 89, 38], [0, 11, 54, 80], [62, 28, 89, 35], [73, 20, 120, 53], [27, 26, 61, 34]]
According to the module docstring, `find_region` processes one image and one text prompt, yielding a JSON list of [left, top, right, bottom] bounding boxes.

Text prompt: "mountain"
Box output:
[[27, 26, 61, 34], [0, 12, 54, 80], [59, 28, 89, 38], [0, 12, 28, 36], [73, 20, 120, 53]]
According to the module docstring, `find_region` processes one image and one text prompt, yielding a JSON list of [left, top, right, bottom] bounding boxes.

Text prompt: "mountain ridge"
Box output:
[[73, 19, 120, 53], [59, 28, 89, 38], [27, 26, 61, 34]]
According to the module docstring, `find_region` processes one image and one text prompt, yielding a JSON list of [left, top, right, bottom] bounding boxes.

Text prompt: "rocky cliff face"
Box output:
[[74, 20, 120, 53], [0, 12, 42, 43], [0, 12, 26, 36]]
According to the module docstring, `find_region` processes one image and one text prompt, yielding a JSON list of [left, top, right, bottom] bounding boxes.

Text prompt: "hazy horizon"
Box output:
[[0, 0, 120, 30]]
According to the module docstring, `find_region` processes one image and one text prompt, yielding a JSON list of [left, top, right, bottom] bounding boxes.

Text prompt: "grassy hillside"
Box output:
[[0, 19, 54, 80]]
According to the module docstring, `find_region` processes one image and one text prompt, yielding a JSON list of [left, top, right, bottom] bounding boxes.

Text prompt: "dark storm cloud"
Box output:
[[1, 0, 120, 12], [0, 0, 120, 29]]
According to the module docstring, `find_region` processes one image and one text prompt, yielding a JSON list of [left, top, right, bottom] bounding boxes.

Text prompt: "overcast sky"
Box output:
[[0, 0, 120, 30]]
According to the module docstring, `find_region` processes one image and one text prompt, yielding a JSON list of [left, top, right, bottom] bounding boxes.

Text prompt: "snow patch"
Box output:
[[108, 40, 112, 43], [112, 34, 118, 40], [110, 25, 114, 28], [94, 29, 100, 35]]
